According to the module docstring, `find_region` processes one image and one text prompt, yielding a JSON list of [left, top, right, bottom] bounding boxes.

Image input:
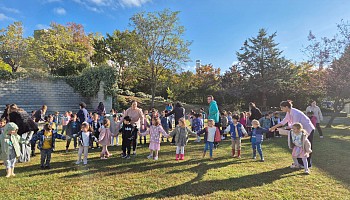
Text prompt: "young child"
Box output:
[[31, 123, 66, 169], [246, 112, 252, 134], [169, 118, 195, 161], [271, 112, 282, 137], [307, 111, 317, 128], [197, 119, 221, 160], [61, 111, 70, 135], [288, 123, 312, 174], [224, 114, 248, 158], [239, 112, 247, 128], [160, 111, 172, 143], [0, 118, 6, 135], [76, 122, 96, 165], [119, 116, 138, 159], [0, 122, 27, 178], [53, 112, 60, 132], [66, 114, 81, 152], [110, 114, 119, 146], [259, 113, 273, 140], [98, 119, 112, 159], [250, 120, 269, 162], [220, 111, 228, 140], [90, 113, 101, 149], [227, 111, 233, 125], [193, 113, 204, 143], [140, 110, 151, 145], [139, 117, 169, 160], [46, 115, 57, 131]]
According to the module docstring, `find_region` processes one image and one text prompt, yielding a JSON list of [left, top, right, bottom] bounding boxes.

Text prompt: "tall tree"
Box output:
[[236, 28, 291, 108], [130, 9, 191, 107], [0, 21, 28, 72], [33, 22, 93, 76], [91, 30, 143, 89], [304, 20, 350, 127]]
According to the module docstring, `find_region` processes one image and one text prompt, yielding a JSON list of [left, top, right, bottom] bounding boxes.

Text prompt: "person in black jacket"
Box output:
[[90, 113, 101, 149], [119, 116, 138, 159], [8, 104, 39, 163], [249, 102, 262, 121], [65, 114, 81, 152], [33, 105, 47, 123], [165, 102, 185, 144]]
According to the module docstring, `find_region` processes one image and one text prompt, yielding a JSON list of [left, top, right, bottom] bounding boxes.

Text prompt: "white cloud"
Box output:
[[119, 0, 150, 7], [0, 6, 20, 14], [36, 24, 50, 29], [54, 7, 66, 15], [0, 13, 15, 21], [89, 0, 109, 6]]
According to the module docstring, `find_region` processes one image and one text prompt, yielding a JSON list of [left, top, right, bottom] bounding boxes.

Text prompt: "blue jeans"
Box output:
[[204, 141, 214, 157], [40, 149, 52, 167], [252, 141, 263, 159]]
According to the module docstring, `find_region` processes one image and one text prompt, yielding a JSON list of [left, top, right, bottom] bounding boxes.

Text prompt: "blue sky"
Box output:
[[1, 0, 350, 72]]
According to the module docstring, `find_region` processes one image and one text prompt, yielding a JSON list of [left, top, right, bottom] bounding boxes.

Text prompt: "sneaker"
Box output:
[[66, 149, 69, 153], [122, 155, 127, 159], [45, 166, 51, 169], [154, 156, 158, 161], [252, 156, 256, 160], [320, 136, 324, 139], [147, 154, 153, 159], [40, 165, 45, 170], [260, 159, 265, 162], [100, 157, 107, 160], [132, 151, 136, 156], [83, 161, 87, 165], [290, 163, 300, 169], [126, 155, 131, 159], [304, 169, 310, 174], [76, 161, 81, 165], [92, 147, 95, 150]]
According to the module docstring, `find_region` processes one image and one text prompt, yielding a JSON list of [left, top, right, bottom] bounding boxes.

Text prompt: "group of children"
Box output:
[[0, 106, 313, 178]]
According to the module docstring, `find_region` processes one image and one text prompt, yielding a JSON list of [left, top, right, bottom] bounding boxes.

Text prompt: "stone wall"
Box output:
[[0, 78, 111, 114]]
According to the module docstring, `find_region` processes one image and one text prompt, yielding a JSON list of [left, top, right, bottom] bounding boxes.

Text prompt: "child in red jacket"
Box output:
[[197, 119, 221, 161]]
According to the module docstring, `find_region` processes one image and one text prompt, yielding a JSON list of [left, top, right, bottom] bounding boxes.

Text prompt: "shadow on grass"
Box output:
[[123, 167, 295, 199]]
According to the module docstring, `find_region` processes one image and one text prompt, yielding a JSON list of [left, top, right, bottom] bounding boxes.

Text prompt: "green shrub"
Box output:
[[121, 90, 135, 96], [135, 92, 147, 98]]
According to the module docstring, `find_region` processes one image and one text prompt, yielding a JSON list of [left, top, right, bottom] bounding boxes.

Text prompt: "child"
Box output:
[[221, 111, 228, 140], [53, 112, 60, 132], [139, 117, 169, 160], [250, 120, 269, 162], [288, 123, 312, 174], [46, 115, 57, 131], [193, 113, 204, 143], [31, 123, 66, 169], [271, 112, 282, 137], [119, 116, 138, 159], [98, 119, 112, 159], [224, 114, 248, 158], [90, 113, 101, 149], [259, 113, 273, 140], [66, 114, 81, 152], [140, 110, 151, 145], [246, 112, 252, 134], [307, 111, 317, 128], [110, 114, 119, 146], [227, 111, 233, 124], [169, 118, 195, 161], [160, 111, 172, 143], [0, 118, 6, 135], [239, 112, 247, 128], [0, 122, 26, 178], [87, 112, 93, 124], [197, 119, 221, 160], [76, 122, 96, 165]]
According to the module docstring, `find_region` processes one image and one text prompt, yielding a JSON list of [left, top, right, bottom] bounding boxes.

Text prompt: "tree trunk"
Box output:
[[151, 85, 155, 108], [262, 91, 267, 110], [326, 99, 346, 128]]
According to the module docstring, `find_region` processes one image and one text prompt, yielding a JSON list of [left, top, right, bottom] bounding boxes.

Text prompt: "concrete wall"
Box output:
[[0, 78, 111, 114]]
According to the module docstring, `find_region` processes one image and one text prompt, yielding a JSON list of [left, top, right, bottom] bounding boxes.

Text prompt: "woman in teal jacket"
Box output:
[[207, 95, 219, 125]]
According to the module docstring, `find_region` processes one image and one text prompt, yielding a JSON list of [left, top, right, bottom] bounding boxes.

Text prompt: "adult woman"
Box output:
[[166, 102, 185, 144], [306, 100, 324, 138], [96, 102, 106, 116], [270, 100, 315, 167], [8, 104, 39, 162], [124, 101, 144, 154], [249, 102, 262, 121], [77, 102, 89, 124], [1, 104, 10, 122], [33, 105, 47, 123]]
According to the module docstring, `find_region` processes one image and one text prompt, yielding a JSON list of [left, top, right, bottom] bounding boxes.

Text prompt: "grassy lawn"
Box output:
[[0, 117, 349, 199]]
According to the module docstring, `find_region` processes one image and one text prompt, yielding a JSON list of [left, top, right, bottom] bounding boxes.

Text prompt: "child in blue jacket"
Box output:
[[250, 120, 269, 162], [31, 123, 66, 169], [224, 114, 247, 158]]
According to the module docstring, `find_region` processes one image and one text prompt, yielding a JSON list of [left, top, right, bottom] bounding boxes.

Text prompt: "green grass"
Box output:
[[0, 117, 350, 199]]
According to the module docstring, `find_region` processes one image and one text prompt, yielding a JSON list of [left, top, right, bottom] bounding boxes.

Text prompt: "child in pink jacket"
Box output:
[[98, 119, 112, 159], [139, 117, 169, 160]]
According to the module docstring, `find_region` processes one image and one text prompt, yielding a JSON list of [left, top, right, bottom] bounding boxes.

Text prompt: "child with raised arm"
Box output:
[[224, 114, 248, 158], [119, 116, 138, 159], [76, 122, 96, 165], [99, 119, 112, 159], [197, 119, 221, 160], [139, 117, 169, 160], [0, 123, 27, 177], [31, 123, 66, 169], [250, 120, 269, 162], [169, 118, 195, 161], [288, 123, 312, 174]]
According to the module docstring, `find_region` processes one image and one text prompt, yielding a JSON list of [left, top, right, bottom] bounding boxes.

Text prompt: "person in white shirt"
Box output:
[[76, 122, 96, 165], [306, 100, 324, 138]]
